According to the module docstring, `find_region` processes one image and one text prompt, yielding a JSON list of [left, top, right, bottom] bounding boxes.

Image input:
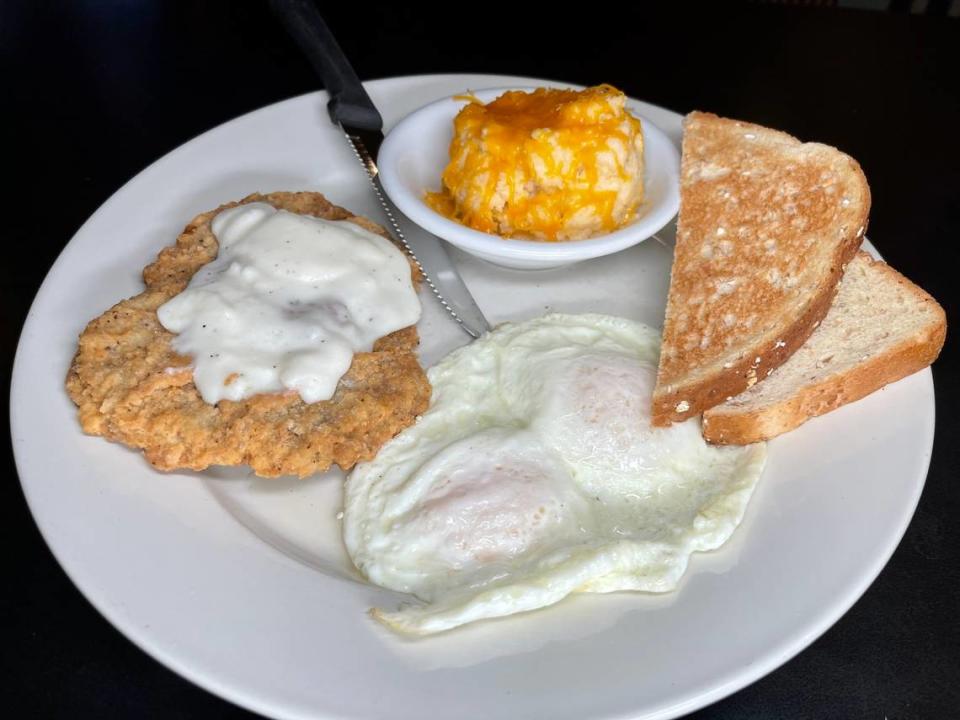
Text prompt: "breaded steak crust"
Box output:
[[66, 192, 430, 478]]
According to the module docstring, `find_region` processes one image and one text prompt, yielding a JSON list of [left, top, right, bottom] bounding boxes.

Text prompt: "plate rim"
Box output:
[[10, 72, 936, 720]]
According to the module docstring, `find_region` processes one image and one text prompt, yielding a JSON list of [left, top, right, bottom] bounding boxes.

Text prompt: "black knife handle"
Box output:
[[268, 0, 383, 131]]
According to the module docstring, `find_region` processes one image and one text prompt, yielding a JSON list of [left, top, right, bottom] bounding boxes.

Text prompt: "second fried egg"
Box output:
[[343, 314, 766, 635]]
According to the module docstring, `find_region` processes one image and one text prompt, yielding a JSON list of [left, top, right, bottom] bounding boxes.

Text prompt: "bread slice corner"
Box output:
[[702, 251, 946, 444], [652, 111, 871, 426]]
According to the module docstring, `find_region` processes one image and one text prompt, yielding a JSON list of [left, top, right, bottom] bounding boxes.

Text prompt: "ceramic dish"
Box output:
[[378, 86, 681, 269]]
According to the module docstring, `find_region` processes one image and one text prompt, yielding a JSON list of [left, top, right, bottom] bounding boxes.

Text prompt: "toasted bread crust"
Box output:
[[702, 256, 946, 444], [652, 112, 870, 425], [654, 266, 847, 424], [702, 324, 944, 444]]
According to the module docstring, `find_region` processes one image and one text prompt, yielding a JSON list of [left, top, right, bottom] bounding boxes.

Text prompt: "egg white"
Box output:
[[343, 314, 766, 634]]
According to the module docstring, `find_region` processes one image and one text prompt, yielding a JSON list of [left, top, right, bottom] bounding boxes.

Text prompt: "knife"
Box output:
[[269, 0, 491, 339]]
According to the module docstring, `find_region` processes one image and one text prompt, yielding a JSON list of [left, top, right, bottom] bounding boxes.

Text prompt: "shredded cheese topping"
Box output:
[[426, 85, 645, 242]]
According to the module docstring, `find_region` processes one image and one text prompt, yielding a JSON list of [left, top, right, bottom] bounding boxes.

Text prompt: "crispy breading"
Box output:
[[66, 192, 430, 478]]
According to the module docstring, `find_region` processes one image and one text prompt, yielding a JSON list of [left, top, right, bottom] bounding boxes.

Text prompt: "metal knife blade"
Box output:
[[340, 125, 491, 338], [269, 0, 490, 338]]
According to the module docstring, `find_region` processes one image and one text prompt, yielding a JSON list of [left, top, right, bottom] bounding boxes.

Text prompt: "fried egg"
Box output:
[[343, 314, 766, 634]]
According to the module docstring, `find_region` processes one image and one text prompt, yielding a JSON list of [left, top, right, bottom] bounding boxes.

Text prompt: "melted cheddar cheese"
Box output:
[[426, 85, 645, 242]]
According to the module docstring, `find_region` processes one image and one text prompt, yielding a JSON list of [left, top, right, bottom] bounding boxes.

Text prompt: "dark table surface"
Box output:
[[4, 1, 958, 718]]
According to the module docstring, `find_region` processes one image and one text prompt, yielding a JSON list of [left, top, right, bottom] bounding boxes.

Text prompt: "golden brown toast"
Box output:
[[652, 112, 870, 426], [702, 252, 946, 444]]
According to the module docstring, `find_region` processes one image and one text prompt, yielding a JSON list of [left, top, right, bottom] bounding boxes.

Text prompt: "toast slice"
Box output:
[[701, 252, 945, 444], [652, 112, 870, 426]]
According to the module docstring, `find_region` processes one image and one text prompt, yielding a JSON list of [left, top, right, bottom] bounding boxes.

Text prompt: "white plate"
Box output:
[[11, 74, 935, 720], [378, 86, 680, 269]]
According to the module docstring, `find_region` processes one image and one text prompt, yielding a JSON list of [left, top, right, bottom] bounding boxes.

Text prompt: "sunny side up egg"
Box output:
[[343, 314, 767, 635]]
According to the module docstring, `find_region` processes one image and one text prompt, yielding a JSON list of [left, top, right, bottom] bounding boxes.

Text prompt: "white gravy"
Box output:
[[157, 202, 421, 404]]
